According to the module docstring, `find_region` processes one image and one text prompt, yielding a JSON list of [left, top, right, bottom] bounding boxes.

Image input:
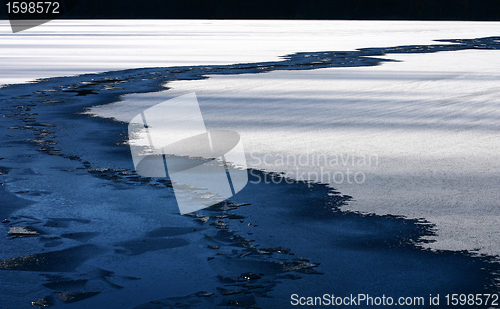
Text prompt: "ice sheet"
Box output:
[[2, 19, 500, 86], [91, 49, 500, 255], [2, 21, 500, 307], [3, 19, 500, 254]]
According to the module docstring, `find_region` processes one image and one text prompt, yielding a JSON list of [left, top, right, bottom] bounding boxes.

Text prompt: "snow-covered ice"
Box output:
[[5, 17, 497, 254], [89, 40, 500, 256], [2, 19, 500, 86], [2, 20, 500, 308]]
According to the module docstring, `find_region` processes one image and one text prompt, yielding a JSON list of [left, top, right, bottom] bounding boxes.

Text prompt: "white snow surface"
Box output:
[[1, 19, 500, 86], [91, 49, 500, 256]]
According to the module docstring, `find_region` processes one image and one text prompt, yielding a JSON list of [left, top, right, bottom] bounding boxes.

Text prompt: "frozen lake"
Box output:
[[2, 19, 500, 254], [1, 19, 500, 308], [32, 20, 496, 255]]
